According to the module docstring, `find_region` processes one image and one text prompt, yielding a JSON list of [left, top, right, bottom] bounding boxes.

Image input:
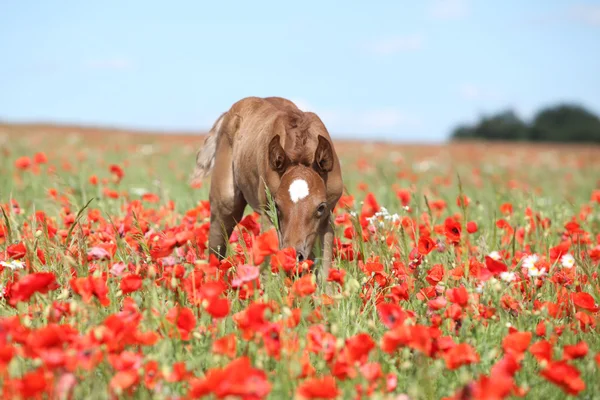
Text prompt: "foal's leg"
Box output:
[[318, 215, 335, 288], [208, 194, 246, 260], [207, 141, 247, 260]]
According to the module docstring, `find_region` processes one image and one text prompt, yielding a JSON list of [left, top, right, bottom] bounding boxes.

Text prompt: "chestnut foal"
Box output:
[[191, 96, 343, 281]]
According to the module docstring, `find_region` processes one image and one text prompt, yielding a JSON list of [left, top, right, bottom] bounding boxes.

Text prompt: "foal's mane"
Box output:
[[282, 109, 314, 166]]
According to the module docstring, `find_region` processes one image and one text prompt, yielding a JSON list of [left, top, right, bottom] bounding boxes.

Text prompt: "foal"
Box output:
[[191, 96, 344, 280]]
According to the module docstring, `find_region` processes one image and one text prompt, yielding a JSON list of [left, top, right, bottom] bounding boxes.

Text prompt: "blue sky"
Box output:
[[1, 0, 599, 142]]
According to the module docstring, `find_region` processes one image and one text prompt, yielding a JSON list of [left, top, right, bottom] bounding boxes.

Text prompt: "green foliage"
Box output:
[[451, 103, 600, 143]]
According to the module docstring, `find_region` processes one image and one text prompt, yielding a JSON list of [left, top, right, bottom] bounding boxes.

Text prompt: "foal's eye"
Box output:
[[316, 203, 327, 218]]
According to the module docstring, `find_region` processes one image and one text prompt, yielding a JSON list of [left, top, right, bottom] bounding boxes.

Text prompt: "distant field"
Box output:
[[1, 122, 599, 399]]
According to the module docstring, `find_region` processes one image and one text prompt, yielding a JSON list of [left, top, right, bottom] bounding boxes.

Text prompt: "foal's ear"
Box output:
[[268, 135, 289, 175], [314, 135, 334, 174]]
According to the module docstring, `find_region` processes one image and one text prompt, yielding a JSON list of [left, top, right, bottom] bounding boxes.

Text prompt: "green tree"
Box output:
[[529, 104, 600, 143], [451, 109, 528, 141]]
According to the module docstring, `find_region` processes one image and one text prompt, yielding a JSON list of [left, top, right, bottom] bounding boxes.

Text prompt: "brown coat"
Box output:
[[192, 96, 343, 279]]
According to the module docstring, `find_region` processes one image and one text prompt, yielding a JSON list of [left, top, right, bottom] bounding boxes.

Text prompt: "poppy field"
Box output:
[[1, 126, 600, 399]]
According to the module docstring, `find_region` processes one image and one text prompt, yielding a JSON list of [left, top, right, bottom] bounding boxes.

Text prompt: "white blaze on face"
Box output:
[[288, 179, 310, 203]]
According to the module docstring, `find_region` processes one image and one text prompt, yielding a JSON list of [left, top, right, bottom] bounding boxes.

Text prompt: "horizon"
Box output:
[[1, 1, 599, 142]]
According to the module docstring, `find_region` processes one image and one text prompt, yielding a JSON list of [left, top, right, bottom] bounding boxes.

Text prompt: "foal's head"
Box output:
[[267, 134, 335, 262]]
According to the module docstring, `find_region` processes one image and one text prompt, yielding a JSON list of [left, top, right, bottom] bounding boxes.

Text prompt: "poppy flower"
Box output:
[[206, 297, 230, 319], [529, 340, 553, 363], [466, 221, 478, 233], [212, 334, 237, 359], [70, 275, 110, 306], [343, 333, 375, 364], [562, 341, 588, 360], [231, 264, 260, 288], [8, 272, 58, 307], [418, 235, 436, 255], [252, 229, 279, 265], [166, 306, 196, 340], [571, 292, 599, 312], [189, 357, 271, 399], [443, 343, 480, 370], [540, 361, 585, 395], [14, 156, 32, 170], [7, 242, 27, 260], [33, 152, 48, 164], [109, 164, 125, 182], [292, 274, 316, 297], [502, 330, 532, 361], [120, 274, 143, 294], [296, 375, 339, 399], [444, 217, 461, 244]]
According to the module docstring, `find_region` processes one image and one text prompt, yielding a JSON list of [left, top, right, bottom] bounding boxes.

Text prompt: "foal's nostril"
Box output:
[[296, 251, 305, 262]]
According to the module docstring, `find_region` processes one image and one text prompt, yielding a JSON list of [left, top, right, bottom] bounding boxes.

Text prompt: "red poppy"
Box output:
[[8, 272, 58, 307], [166, 306, 196, 340], [110, 370, 139, 392], [444, 217, 461, 244], [376, 303, 410, 329], [120, 274, 143, 294], [206, 297, 230, 319], [361, 192, 380, 219], [143, 360, 162, 390], [562, 341, 588, 360], [485, 255, 508, 276], [14, 156, 32, 170], [446, 286, 469, 307], [212, 334, 237, 359], [343, 333, 375, 364], [466, 221, 478, 233], [529, 340, 553, 363], [7, 242, 27, 260], [502, 330, 532, 362], [571, 292, 599, 312], [418, 235, 436, 255], [189, 357, 271, 399], [33, 152, 48, 164], [252, 229, 279, 265], [109, 164, 125, 182], [443, 343, 480, 370], [292, 274, 316, 297], [540, 361, 585, 395], [296, 375, 339, 399], [70, 275, 111, 306]]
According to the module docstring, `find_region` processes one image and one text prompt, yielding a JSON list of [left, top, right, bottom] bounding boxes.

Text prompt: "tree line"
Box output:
[[450, 103, 600, 143]]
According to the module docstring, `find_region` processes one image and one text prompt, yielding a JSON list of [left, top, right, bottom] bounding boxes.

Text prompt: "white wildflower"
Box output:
[[500, 271, 516, 282], [527, 265, 546, 277], [521, 254, 546, 277], [489, 251, 501, 261], [131, 187, 149, 196], [560, 254, 575, 269], [0, 260, 25, 270], [522, 254, 539, 270], [475, 282, 485, 293]]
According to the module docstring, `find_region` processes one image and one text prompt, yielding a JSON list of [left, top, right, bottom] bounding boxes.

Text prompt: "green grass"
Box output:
[[0, 131, 599, 399]]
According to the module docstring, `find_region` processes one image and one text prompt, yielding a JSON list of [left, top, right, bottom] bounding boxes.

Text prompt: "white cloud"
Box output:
[[428, 0, 469, 20], [569, 4, 600, 27], [366, 35, 424, 55], [84, 58, 135, 70]]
